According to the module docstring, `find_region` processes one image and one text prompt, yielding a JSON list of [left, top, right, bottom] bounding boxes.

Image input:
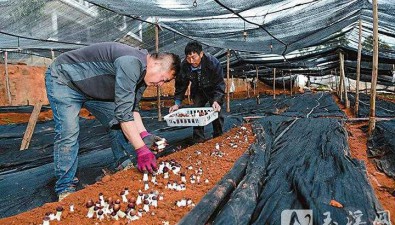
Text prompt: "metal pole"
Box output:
[[368, 0, 379, 136], [355, 19, 362, 116], [155, 18, 162, 121]]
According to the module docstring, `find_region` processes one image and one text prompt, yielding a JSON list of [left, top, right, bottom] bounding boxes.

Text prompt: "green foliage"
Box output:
[[362, 35, 392, 52]]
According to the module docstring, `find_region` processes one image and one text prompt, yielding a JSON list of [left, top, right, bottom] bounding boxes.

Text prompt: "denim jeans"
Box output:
[[192, 91, 224, 142], [45, 68, 136, 195]]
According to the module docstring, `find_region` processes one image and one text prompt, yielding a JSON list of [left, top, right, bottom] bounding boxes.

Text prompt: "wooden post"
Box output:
[[255, 65, 259, 96], [155, 18, 162, 121], [338, 58, 344, 101], [246, 77, 250, 98], [368, 0, 379, 136], [355, 19, 362, 116], [393, 64, 395, 92], [334, 69, 338, 94], [20, 101, 42, 150], [4, 51, 12, 105], [51, 49, 55, 60], [226, 49, 230, 112], [339, 52, 349, 108], [290, 71, 293, 96], [273, 68, 276, 99]]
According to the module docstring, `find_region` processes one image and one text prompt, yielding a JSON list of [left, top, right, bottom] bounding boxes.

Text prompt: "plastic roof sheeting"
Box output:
[[0, 0, 394, 82]]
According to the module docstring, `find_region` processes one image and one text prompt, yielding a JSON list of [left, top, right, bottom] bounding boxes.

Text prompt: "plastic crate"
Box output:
[[163, 107, 218, 127]]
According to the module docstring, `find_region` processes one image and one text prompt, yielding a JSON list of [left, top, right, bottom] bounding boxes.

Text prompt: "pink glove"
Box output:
[[136, 145, 157, 173]]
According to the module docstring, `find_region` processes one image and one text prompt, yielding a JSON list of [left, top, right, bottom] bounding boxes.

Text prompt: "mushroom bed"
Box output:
[[0, 125, 253, 225]]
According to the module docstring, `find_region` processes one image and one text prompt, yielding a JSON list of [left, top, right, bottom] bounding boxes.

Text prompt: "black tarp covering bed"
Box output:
[[368, 120, 395, 179], [180, 93, 389, 225], [347, 92, 395, 179], [0, 92, 346, 219]]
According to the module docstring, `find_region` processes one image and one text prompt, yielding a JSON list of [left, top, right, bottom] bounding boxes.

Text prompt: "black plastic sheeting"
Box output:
[[181, 94, 387, 225], [0, 92, 345, 219], [368, 120, 395, 179], [348, 93, 395, 118]]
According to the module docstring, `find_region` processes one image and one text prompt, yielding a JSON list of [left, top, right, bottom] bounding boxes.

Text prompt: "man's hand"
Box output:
[[212, 101, 221, 112], [141, 132, 162, 147], [136, 146, 157, 173], [169, 104, 179, 113]]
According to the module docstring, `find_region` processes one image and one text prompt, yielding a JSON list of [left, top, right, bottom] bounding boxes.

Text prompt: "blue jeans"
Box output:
[[45, 68, 136, 195], [192, 91, 224, 142]]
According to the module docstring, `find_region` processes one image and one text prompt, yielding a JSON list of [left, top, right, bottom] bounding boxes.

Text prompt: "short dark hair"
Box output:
[[151, 52, 181, 77], [185, 41, 202, 55]]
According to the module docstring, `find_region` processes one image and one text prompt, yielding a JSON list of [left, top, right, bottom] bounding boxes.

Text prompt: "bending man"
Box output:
[[45, 42, 180, 200]]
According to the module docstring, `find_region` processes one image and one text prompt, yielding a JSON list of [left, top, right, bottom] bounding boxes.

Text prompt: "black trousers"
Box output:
[[192, 92, 224, 142]]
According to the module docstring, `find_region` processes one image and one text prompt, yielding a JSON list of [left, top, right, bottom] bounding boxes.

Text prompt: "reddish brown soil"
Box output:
[[334, 95, 395, 224], [0, 125, 253, 225]]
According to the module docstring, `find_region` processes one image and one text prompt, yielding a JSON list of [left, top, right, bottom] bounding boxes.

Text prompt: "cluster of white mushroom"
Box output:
[[82, 189, 163, 222], [41, 206, 64, 224], [226, 126, 250, 148], [211, 143, 226, 157], [175, 198, 195, 208]]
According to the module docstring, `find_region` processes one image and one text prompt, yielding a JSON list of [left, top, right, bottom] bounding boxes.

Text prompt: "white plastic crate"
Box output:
[[164, 107, 218, 127]]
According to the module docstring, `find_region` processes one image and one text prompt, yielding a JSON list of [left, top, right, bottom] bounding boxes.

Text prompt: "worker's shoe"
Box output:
[[58, 189, 75, 201], [116, 158, 137, 171]]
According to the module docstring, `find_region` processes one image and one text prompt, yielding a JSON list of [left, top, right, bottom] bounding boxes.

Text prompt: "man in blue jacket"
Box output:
[[169, 41, 225, 143], [45, 42, 180, 201]]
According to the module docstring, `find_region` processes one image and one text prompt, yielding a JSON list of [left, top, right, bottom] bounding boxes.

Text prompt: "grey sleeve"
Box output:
[[113, 56, 142, 122]]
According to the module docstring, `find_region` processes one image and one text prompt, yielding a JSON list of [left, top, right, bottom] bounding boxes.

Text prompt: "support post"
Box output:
[[273, 68, 276, 99], [339, 52, 350, 108], [51, 49, 55, 60], [368, 0, 379, 136], [4, 51, 12, 105], [290, 71, 293, 96], [155, 18, 162, 121], [20, 101, 42, 150], [339, 61, 344, 101], [226, 49, 230, 112], [256, 65, 259, 96], [355, 19, 362, 116]]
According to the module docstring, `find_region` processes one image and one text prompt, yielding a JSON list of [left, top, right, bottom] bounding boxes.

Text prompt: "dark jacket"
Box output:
[[50, 42, 147, 124], [174, 53, 225, 104]]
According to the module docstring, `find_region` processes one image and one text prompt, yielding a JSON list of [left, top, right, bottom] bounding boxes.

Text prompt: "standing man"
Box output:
[[169, 41, 225, 143], [45, 42, 180, 201]]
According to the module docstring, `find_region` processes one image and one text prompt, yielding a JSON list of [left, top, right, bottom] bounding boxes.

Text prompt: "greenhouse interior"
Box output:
[[0, 0, 394, 224]]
